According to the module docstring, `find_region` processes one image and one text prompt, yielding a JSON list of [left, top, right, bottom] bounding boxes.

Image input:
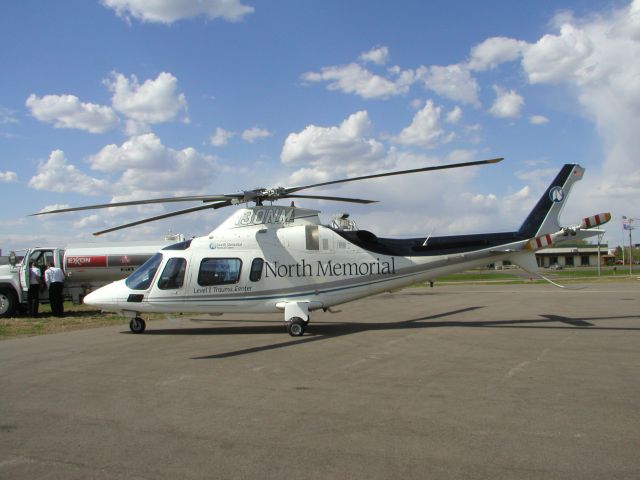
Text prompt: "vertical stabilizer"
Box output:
[[518, 164, 584, 238]]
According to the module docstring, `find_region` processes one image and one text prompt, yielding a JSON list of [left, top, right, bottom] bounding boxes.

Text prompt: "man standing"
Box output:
[[45, 262, 65, 317], [27, 262, 41, 317]]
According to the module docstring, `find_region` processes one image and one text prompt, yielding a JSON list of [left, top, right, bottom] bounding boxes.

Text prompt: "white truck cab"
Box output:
[[0, 238, 181, 318]]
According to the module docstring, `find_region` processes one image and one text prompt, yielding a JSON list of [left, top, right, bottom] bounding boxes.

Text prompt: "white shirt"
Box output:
[[29, 266, 41, 285], [45, 266, 65, 287]]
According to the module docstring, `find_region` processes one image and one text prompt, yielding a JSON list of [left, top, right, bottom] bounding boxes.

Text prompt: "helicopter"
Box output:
[[34, 159, 610, 336]]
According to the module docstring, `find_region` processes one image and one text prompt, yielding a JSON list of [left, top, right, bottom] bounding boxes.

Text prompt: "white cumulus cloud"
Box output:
[[359, 46, 390, 65], [101, 0, 254, 24], [281, 111, 385, 167], [394, 100, 450, 148], [302, 63, 414, 100], [529, 115, 549, 125], [89, 133, 219, 195], [0, 171, 18, 182], [522, 24, 594, 84], [210, 127, 235, 146], [461, 192, 498, 209], [29, 150, 109, 195], [488, 86, 524, 118], [210, 126, 271, 145], [468, 36, 527, 71], [241, 127, 272, 143], [106, 72, 188, 133], [417, 64, 480, 106], [446, 106, 463, 124], [25, 94, 118, 133]]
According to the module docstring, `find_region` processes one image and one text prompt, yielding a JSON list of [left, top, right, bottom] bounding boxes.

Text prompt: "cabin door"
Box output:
[[147, 255, 189, 308]]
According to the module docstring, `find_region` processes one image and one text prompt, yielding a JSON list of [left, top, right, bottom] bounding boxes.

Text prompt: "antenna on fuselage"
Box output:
[[422, 231, 433, 247]]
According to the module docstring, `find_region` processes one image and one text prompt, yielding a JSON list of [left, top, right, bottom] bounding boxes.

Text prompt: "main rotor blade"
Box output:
[[285, 158, 503, 194], [31, 194, 241, 216], [284, 194, 378, 204], [92, 201, 232, 236]]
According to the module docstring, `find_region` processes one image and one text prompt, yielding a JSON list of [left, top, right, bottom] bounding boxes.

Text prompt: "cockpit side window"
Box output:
[[158, 257, 187, 290], [250, 258, 264, 282], [198, 258, 242, 286], [126, 253, 163, 290]]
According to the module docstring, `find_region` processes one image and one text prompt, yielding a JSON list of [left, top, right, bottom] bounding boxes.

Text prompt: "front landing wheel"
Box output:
[[287, 317, 306, 337], [130, 317, 146, 334]]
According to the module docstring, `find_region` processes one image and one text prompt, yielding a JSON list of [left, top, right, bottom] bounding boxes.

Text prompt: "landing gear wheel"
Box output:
[[130, 317, 146, 334], [287, 317, 306, 337]]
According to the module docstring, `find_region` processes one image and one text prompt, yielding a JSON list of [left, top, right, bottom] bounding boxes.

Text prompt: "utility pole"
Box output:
[[597, 231, 604, 276], [623, 216, 636, 275], [629, 218, 634, 275], [621, 216, 626, 267]]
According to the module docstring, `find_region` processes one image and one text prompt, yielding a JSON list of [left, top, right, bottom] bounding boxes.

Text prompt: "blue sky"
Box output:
[[1, 0, 638, 252]]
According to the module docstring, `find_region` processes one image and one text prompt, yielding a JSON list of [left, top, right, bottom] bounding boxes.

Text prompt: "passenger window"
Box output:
[[158, 258, 187, 290], [250, 258, 264, 282], [305, 225, 319, 250], [198, 258, 242, 286]]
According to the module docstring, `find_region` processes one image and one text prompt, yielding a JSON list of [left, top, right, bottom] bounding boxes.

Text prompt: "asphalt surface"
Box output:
[[1, 282, 639, 479]]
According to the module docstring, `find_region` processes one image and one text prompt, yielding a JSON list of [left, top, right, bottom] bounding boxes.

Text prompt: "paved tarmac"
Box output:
[[1, 282, 639, 479]]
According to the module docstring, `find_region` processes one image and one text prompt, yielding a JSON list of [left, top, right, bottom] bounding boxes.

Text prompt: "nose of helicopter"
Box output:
[[83, 280, 127, 309]]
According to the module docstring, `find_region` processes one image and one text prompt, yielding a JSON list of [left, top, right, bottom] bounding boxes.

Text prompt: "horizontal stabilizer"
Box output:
[[523, 233, 554, 251], [523, 211, 612, 251]]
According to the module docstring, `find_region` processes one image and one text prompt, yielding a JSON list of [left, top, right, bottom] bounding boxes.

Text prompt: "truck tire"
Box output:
[[0, 289, 18, 318]]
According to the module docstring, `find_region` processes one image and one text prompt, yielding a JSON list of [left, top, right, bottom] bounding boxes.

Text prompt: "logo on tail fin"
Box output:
[[549, 186, 564, 203]]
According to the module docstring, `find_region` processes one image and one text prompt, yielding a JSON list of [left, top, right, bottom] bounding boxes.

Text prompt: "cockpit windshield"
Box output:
[[125, 253, 163, 290]]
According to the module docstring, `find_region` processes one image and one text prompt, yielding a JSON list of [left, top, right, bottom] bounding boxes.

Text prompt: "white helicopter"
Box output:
[[36, 159, 610, 336]]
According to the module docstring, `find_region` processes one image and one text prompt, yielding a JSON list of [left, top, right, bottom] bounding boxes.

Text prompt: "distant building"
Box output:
[[493, 244, 614, 270], [535, 244, 614, 268]]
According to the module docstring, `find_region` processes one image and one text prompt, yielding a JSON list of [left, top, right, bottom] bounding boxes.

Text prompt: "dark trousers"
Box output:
[[49, 282, 64, 317], [28, 285, 40, 317]]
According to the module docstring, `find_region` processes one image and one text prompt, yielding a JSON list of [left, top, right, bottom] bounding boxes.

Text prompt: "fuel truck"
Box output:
[[0, 236, 183, 317]]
